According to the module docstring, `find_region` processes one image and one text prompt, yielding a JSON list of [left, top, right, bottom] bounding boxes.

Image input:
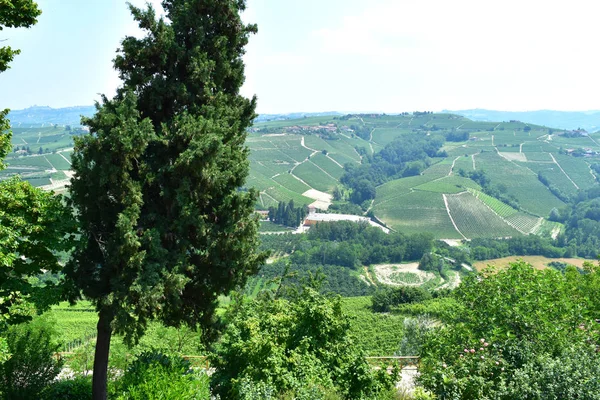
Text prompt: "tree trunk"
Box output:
[[92, 307, 114, 400]]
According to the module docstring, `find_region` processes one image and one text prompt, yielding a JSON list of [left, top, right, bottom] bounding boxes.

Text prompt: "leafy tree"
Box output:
[[65, 1, 267, 398], [0, 178, 74, 324], [0, 317, 63, 400], [0, 0, 73, 366], [210, 285, 397, 399], [371, 286, 432, 312], [417, 261, 600, 399]]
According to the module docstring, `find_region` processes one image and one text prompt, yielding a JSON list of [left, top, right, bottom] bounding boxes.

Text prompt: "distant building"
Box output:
[[303, 212, 389, 233]]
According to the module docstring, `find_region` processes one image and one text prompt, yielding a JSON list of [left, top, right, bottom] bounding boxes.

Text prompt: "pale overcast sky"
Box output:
[[1, 0, 599, 113]]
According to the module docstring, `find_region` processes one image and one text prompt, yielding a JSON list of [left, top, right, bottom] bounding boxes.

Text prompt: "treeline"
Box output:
[[267, 200, 308, 228], [341, 134, 446, 205], [550, 186, 600, 258], [538, 172, 571, 203], [371, 286, 432, 312], [458, 168, 520, 210], [444, 130, 469, 142], [469, 236, 567, 260], [256, 221, 434, 296]]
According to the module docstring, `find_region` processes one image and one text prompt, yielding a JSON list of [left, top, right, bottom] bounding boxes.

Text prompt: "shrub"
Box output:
[[0, 317, 62, 399], [211, 286, 397, 399], [41, 375, 92, 400], [417, 262, 600, 399], [114, 351, 209, 400], [396, 315, 436, 356], [372, 286, 432, 312]]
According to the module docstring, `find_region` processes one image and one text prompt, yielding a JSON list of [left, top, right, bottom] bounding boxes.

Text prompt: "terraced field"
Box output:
[[445, 192, 521, 238], [373, 191, 462, 239], [6, 112, 598, 240]]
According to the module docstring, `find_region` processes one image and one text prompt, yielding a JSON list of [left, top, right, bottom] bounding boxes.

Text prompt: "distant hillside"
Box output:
[[254, 112, 343, 123], [449, 109, 600, 132], [7, 106, 96, 126], [6, 106, 341, 126], [5, 109, 600, 240]]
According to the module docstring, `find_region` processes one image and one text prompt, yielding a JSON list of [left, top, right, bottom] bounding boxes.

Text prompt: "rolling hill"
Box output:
[[3, 111, 598, 239]]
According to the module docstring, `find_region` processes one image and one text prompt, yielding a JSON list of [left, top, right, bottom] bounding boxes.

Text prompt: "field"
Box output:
[[372, 191, 463, 239], [446, 192, 521, 238], [341, 296, 406, 356], [6, 112, 600, 239], [47, 294, 407, 358], [473, 256, 593, 271], [1, 124, 74, 189]]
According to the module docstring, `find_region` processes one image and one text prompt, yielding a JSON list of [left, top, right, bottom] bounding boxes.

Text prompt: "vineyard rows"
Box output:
[[446, 192, 520, 238]]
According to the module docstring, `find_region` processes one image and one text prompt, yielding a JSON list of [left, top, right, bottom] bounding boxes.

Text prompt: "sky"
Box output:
[[1, 0, 600, 114]]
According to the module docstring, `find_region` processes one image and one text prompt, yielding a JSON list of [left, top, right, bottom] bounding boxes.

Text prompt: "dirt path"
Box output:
[[58, 152, 72, 165], [549, 153, 579, 189], [300, 136, 319, 154], [309, 160, 338, 181], [363, 266, 377, 286], [442, 194, 467, 240], [448, 156, 460, 176], [326, 154, 344, 168], [436, 271, 461, 290], [588, 135, 600, 147], [471, 154, 476, 170]]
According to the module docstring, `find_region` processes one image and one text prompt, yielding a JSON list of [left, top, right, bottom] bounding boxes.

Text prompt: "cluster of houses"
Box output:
[[285, 124, 337, 134]]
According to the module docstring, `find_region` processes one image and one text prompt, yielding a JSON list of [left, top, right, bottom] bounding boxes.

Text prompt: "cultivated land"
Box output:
[[472, 255, 592, 271], [6, 112, 600, 239]]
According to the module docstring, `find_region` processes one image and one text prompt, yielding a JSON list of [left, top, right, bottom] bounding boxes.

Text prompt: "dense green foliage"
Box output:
[[42, 376, 93, 400], [0, 178, 74, 325], [0, 317, 62, 400], [0, 0, 75, 369], [340, 296, 407, 356], [257, 221, 433, 296], [458, 169, 520, 210], [114, 352, 210, 400], [211, 286, 398, 399], [268, 200, 308, 228], [418, 261, 600, 399], [371, 286, 432, 312], [342, 134, 445, 204], [468, 235, 566, 260], [65, 1, 266, 397]]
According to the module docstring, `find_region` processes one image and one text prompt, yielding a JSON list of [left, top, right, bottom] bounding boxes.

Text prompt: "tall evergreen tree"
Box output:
[[65, 1, 266, 398]]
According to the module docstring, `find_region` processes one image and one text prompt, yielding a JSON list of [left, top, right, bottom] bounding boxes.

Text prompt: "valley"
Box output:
[[5, 111, 599, 239]]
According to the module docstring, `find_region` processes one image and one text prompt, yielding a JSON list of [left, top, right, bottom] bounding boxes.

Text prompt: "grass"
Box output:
[[473, 255, 593, 271], [388, 272, 421, 285], [446, 192, 520, 238], [373, 191, 462, 239], [414, 176, 481, 194], [470, 189, 517, 217], [293, 161, 338, 192], [341, 296, 406, 356], [475, 151, 565, 216]]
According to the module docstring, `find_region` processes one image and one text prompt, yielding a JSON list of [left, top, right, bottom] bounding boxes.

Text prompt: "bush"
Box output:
[[417, 262, 600, 399], [211, 286, 397, 399], [41, 375, 92, 400], [372, 286, 432, 312], [396, 315, 436, 356], [114, 351, 210, 400], [0, 317, 62, 400]]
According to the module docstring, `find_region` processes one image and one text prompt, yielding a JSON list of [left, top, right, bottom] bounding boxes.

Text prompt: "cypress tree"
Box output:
[[65, 1, 266, 398]]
